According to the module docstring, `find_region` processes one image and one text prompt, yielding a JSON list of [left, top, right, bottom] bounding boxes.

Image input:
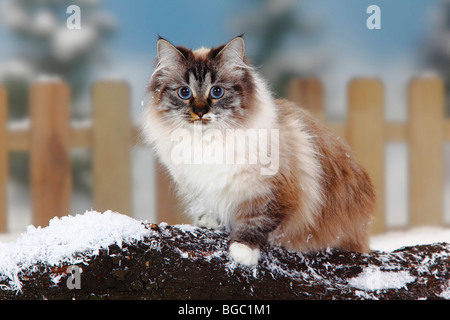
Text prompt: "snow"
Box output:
[[0, 59, 35, 82], [0, 210, 149, 292], [7, 118, 30, 131], [347, 266, 415, 291], [439, 282, 450, 299], [173, 224, 202, 233], [0, 0, 28, 30], [33, 10, 57, 36], [370, 227, 450, 252], [52, 26, 97, 62], [35, 74, 63, 83]]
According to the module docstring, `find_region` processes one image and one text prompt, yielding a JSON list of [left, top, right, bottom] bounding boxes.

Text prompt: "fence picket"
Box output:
[[409, 77, 445, 226], [348, 79, 385, 233], [92, 81, 132, 216], [156, 162, 189, 224], [30, 82, 72, 227], [0, 86, 7, 232], [0, 77, 449, 233], [288, 78, 325, 121]]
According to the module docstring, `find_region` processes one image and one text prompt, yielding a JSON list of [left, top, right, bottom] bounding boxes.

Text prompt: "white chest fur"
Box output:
[[155, 123, 272, 227]]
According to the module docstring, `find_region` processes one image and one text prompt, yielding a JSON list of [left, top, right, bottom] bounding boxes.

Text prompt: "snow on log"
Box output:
[[0, 211, 449, 300]]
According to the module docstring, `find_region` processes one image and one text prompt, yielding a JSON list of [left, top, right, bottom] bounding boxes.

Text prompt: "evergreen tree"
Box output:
[[0, 0, 115, 191], [423, 0, 450, 115], [229, 0, 325, 97]]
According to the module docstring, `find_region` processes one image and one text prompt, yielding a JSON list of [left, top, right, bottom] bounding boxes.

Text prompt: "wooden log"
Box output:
[[0, 86, 7, 232], [30, 82, 72, 227], [408, 78, 445, 227], [0, 222, 448, 300], [92, 81, 132, 216]]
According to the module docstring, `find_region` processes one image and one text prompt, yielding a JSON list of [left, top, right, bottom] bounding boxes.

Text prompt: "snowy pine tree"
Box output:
[[229, 0, 325, 97], [423, 0, 450, 115], [0, 0, 116, 194], [0, 0, 116, 118]]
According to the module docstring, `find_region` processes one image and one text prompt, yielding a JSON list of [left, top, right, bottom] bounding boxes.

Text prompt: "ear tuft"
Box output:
[[156, 38, 185, 68], [217, 36, 245, 65]]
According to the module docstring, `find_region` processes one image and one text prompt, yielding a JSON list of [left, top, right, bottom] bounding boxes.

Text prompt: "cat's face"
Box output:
[[148, 36, 256, 129]]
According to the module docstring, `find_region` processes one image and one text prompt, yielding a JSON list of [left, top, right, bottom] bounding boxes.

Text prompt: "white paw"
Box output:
[[196, 215, 220, 229], [228, 242, 260, 266]]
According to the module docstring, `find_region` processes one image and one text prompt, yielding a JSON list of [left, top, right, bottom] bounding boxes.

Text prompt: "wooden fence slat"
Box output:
[[385, 122, 407, 142], [409, 77, 444, 227], [6, 119, 449, 152], [156, 162, 190, 224], [70, 127, 92, 148], [92, 81, 132, 216], [445, 120, 450, 141], [1, 77, 448, 233], [348, 78, 385, 234], [288, 78, 325, 122], [0, 86, 7, 232], [30, 82, 72, 227], [327, 122, 347, 140]]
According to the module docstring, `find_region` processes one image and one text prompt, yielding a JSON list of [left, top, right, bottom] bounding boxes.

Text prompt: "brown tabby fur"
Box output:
[[142, 36, 376, 265]]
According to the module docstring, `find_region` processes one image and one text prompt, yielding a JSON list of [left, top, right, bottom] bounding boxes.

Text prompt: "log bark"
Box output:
[[1, 223, 449, 300]]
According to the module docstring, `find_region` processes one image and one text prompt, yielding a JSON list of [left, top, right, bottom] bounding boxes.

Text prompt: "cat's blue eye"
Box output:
[[178, 86, 192, 99], [210, 86, 224, 99]]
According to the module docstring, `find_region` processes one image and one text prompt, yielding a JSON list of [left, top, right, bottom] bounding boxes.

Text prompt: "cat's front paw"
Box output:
[[228, 242, 260, 266], [196, 214, 220, 229]]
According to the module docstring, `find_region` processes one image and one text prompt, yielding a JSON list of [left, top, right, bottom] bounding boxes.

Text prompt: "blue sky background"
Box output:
[[0, 0, 441, 120], [307, 0, 434, 60], [92, 0, 440, 121], [102, 0, 435, 61]]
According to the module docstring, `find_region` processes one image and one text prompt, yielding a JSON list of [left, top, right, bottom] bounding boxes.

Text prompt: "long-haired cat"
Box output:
[[141, 35, 375, 266]]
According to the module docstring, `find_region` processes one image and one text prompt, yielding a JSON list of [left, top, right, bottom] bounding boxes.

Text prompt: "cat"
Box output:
[[141, 35, 375, 266]]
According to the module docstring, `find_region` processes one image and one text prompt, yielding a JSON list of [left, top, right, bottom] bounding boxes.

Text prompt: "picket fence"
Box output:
[[0, 78, 449, 234]]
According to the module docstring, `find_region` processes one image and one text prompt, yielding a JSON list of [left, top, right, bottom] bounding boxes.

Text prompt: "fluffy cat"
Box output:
[[141, 35, 375, 266]]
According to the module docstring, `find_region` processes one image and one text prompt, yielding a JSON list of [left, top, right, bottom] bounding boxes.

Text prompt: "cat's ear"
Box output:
[[156, 38, 185, 69], [217, 36, 245, 66]]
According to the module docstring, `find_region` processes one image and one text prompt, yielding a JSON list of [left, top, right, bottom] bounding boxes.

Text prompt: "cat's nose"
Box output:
[[192, 104, 210, 119]]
